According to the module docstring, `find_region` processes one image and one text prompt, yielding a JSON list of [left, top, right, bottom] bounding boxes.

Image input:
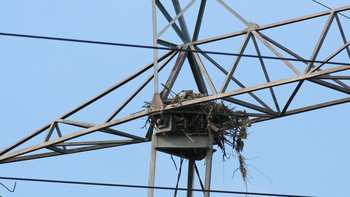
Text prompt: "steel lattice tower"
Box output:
[[1, 1, 350, 197]]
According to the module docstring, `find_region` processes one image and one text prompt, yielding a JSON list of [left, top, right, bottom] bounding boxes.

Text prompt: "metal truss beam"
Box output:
[[160, 65, 350, 111], [193, 6, 350, 45], [1, 4, 350, 166], [1, 140, 145, 164], [253, 97, 350, 123]]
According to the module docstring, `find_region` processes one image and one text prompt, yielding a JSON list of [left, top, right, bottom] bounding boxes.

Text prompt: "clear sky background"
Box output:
[[0, 1, 349, 197]]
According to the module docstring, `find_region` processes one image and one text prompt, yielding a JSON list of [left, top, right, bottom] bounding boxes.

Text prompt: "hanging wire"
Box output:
[[0, 32, 349, 66], [0, 4, 347, 197], [0, 176, 317, 197], [311, 0, 350, 20], [0, 182, 16, 192]]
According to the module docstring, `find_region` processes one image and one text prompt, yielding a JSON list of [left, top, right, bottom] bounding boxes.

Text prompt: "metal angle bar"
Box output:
[[252, 31, 301, 76], [310, 64, 350, 89], [285, 97, 350, 115], [304, 12, 335, 73], [156, 0, 186, 43], [192, 0, 207, 42], [56, 119, 144, 140], [315, 76, 350, 80], [0, 141, 145, 164], [0, 50, 174, 156], [311, 40, 350, 72], [187, 159, 195, 197], [217, 0, 250, 27], [157, 0, 196, 38], [259, 7, 346, 31], [189, 44, 217, 94], [252, 35, 281, 113], [306, 63, 350, 88], [281, 80, 304, 115], [160, 66, 350, 111], [172, 0, 193, 42], [2, 66, 349, 162], [192, 29, 247, 46], [259, 33, 308, 64], [194, 162, 205, 193], [0, 124, 50, 156], [331, 78, 350, 89], [193, 6, 350, 46], [152, 0, 159, 94], [167, 110, 269, 117], [46, 146, 66, 154], [105, 50, 178, 122], [148, 135, 157, 197], [223, 97, 278, 116], [228, 79, 272, 111], [309, 79, 350, 94], [195, 46, 273, 111], [257, 35, 350, 89], [55, 124, 66, 152], [157, 39, 177, 48], [0, 109, 151, 162], [145, 122, 154, 140], [335, 14, 350, 59], [174, 158, 184, 197], [160, 47, 189, 99], [244, 113, 272, 118], [55, 139, 145, 146], [306, 39, 350, 89], [220, 32, 251, 93], [55, 124, 63, 138], [43, 122, 56, 142], [60, 51, 173, 120], [204, 136, 213, 197], [252, 97, 350, 123], [187, 49, 208, 94]]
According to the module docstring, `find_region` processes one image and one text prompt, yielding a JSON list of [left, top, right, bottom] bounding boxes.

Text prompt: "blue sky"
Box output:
[[0, 1, 349, 197]]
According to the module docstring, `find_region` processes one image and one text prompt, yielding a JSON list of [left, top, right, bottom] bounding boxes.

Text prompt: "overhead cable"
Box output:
[[311, 0, 350, 20], [0, 32, 349, 66], [0, 176, 316, 197], [0, 181, 16, 192]]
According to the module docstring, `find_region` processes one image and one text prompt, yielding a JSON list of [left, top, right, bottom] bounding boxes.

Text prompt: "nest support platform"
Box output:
[[148, 134, 214, 197], [152, 134, 214, 160]]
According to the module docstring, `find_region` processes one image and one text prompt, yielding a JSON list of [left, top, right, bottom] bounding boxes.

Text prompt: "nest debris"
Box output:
[[145, 90, 252, 182]]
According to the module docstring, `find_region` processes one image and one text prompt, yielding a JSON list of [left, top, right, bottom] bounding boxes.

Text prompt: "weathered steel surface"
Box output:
[[0, 50, 174, 157], [193, 6, 350, 45], [1, 3, 349, 169]]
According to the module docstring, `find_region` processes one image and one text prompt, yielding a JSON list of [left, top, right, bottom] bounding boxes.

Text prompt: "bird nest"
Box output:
[[145, 90, 252, 181]]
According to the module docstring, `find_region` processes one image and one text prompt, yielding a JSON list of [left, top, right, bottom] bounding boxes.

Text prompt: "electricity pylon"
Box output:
[[1, 1, 349, 197]]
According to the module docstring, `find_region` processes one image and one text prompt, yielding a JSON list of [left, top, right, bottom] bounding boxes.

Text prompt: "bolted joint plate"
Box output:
[[153, 114, 177, 133], [150, 93, 163, 110]]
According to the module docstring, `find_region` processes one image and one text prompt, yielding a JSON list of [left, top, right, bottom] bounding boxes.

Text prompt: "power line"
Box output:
[[0, 32, 349, 66], [311, 0, 350, 20], [312, 0, 332, 10], [0, 176, 316, 197]]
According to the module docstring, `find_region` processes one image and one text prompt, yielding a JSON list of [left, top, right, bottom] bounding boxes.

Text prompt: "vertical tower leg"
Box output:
[[148, 134, 214, 197], [187, 159, 195, 197], [151, 0, 159, 94], [204, 136, 214, 197], [148, 135, 157, 197]]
